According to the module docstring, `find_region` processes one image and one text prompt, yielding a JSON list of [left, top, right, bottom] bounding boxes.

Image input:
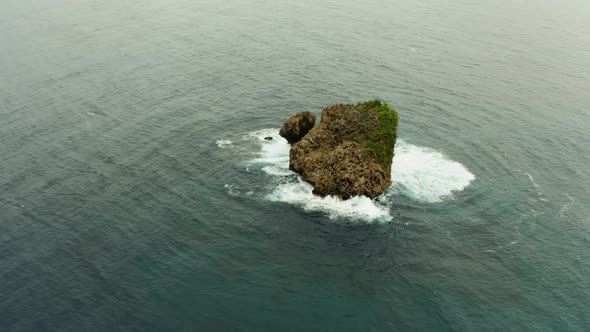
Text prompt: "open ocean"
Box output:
[[1, 0, 590, 330]]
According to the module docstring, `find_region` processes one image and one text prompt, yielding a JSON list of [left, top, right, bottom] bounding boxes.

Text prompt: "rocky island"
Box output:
[[280, 100, 399, 200]]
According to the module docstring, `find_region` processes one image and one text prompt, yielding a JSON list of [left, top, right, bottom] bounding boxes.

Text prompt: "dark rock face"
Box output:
[[279, 112, 316, 144], [287, 101, 398, 200]]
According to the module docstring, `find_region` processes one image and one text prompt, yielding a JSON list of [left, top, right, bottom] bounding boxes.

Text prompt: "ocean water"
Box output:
[[1, 0, 590, 330]]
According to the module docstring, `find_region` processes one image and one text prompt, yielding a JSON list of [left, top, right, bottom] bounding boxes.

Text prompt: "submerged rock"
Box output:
[[264, 136, 273, 140], [279, 111, 316, 144], [286, 100, 398, 199]]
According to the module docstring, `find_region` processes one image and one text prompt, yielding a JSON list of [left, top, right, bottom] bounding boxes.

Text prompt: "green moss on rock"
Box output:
[[358, 100, 399, 168]]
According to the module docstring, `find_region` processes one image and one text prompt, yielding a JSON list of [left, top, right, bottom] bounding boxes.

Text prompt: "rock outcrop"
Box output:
[[279, 111, 316, 144], [282, 100, 398, 199]]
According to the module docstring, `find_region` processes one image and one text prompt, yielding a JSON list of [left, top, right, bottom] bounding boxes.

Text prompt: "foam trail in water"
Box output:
[[246, 129, 475, 220], [390, 141, 475, 202], [216, 139, 233, 148], [224, 184, 240, 196]]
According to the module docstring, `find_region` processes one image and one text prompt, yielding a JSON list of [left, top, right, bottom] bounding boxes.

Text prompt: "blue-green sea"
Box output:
[[2, 0, 590, 330]]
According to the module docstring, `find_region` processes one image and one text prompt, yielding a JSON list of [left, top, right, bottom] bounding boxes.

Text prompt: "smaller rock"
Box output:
[[264, 136, 273, 140], [279, 112, 316, 145]]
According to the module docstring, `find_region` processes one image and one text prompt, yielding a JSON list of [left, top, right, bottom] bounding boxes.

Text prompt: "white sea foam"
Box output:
[[216, 139, 233, 148], [268, 178, 392, 221], [245, 129, 475, 221], [246, 129, 290, 167], [390, 141, 475, 203]]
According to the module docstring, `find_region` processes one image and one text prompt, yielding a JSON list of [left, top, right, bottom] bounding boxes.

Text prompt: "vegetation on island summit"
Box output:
[[359, 100, 399, 168]]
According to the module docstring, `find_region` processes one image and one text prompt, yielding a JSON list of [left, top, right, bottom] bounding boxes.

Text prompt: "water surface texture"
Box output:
[[2, 0, 590, 330]]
